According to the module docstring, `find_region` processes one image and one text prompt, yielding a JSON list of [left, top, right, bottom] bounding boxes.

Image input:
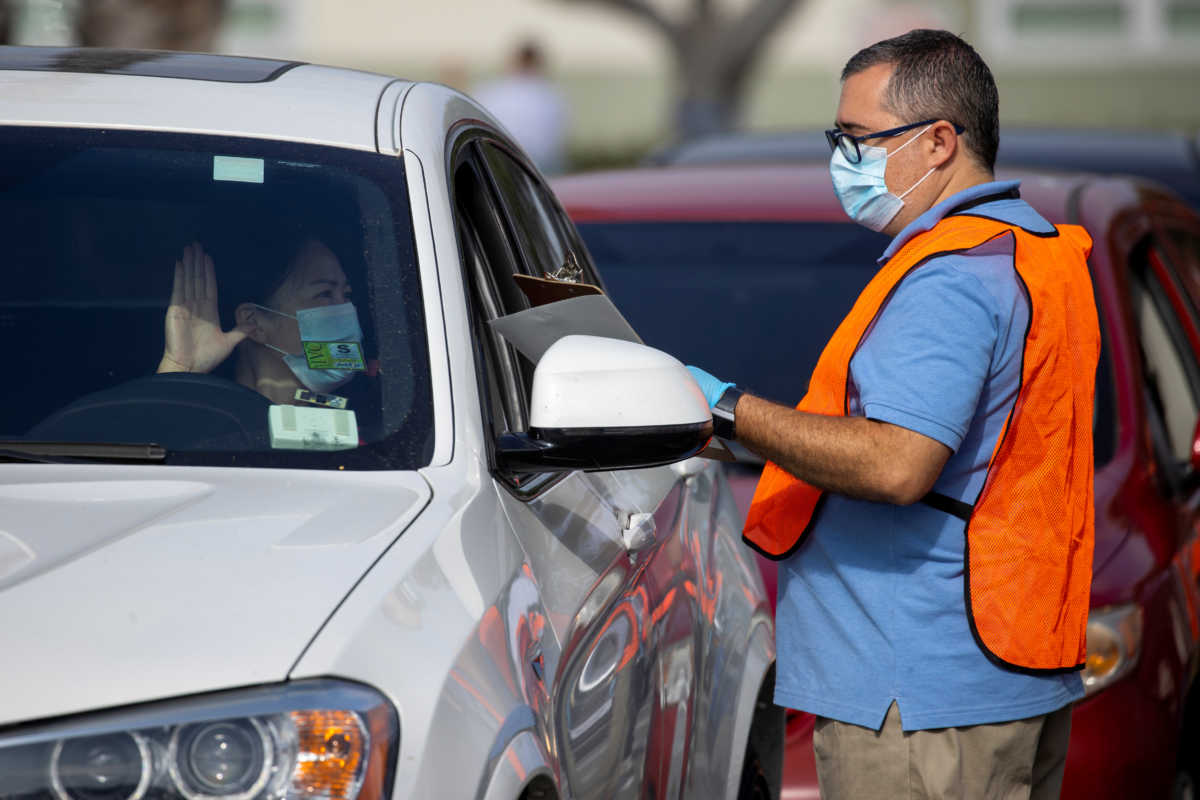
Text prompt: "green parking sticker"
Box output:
[[303, 341, 366, 370]]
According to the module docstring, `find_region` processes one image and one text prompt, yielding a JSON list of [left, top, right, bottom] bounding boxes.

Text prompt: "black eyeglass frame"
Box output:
[[825, 119, 965, 164]]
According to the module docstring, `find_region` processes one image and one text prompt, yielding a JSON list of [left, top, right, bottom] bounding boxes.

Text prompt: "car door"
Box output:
[[449, 134, 704, 798], [1158, 227, 1200, 663], [1121, 229, 1200, 702]]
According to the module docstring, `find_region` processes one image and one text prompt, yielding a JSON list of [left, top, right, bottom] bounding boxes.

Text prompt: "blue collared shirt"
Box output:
[[773, 180, 1084, 730]]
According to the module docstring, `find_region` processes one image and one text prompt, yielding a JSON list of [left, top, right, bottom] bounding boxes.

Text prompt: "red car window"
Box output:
[[1164, 230, 1200, 321], [1129, 240, 1200, 472]]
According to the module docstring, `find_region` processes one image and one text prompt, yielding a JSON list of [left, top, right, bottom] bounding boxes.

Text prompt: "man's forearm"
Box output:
[[733, 393, 948, 505]]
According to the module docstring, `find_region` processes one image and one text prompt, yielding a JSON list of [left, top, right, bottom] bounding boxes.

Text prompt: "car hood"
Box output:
[[0, 465, 430, 727]]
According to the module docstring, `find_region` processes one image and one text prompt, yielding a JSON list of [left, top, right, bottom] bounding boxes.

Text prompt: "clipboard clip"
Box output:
[[546, 251, 583, 284]]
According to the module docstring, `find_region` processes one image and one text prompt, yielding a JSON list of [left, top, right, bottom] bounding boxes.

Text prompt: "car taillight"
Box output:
[[1082, 604, 1143, 697]]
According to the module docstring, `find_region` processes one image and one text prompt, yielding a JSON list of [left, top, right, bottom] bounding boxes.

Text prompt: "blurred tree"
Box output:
[[75, 0, 228, 51], [563, 0, 803, 139]]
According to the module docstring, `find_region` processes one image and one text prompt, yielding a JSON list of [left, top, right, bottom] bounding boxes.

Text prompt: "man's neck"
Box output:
[[929, 166, 995, 210]]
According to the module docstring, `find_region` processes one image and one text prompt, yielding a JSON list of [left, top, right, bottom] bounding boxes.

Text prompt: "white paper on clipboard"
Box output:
[[488, 294, 642, 363]]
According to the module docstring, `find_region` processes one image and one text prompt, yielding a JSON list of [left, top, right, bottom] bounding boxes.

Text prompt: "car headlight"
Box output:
[[0, 679, 397, 800], [1082, 604, 1143, 697]]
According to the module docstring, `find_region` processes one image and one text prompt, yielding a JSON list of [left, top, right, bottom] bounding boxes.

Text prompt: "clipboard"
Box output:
[[513, 273, 603, 306], [699, 438, 736, 461]]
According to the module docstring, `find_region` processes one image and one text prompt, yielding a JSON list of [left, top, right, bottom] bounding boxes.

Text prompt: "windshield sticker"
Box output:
[[302, 341, 366, 371], [269, 405, 358, 451], [294, 388, 348, 409], [212, 155, 264, 184]]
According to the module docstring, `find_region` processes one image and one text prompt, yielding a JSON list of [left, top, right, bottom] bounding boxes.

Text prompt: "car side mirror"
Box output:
[[496, 335, 712, 472]]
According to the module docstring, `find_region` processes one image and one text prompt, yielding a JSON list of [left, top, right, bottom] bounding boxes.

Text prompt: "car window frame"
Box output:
[[447, 130, 572, 498], [1128, 235, 1200, 486], [1157, 221, 1200, 338], [475, 139, 604, 287]]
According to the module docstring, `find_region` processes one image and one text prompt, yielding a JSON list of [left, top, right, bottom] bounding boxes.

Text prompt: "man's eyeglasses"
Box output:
[[825, 119, 965, 164]]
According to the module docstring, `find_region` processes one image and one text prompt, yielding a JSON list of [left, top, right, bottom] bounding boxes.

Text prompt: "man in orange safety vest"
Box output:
[[686, 29, 1099, 800]]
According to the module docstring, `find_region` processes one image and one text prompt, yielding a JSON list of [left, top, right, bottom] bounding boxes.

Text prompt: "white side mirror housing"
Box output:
[[497, 335, 712, 472], [530, 335, 710, 429]]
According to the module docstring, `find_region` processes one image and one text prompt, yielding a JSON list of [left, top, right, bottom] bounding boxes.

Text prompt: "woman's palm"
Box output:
[[159, 243, 248, 373]]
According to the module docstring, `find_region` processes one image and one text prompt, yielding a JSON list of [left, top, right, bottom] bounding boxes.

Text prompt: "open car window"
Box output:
[[0, 127, 433, 470]]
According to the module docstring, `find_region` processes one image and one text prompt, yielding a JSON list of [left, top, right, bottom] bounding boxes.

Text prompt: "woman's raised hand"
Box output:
[[157, 243, 252, 374]]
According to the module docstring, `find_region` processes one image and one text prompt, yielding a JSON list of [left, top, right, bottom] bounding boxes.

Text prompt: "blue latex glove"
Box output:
[[686, 365, 735, 410]]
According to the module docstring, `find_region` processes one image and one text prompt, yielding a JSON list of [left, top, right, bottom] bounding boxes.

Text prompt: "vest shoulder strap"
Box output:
[[887, 214, 1025, 274]]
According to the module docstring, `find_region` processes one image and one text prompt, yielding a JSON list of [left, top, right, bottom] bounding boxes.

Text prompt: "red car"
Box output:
[[554, 163, 1200, 799]]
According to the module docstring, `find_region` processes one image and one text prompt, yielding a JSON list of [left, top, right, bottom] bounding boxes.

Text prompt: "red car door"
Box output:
[[1061, 190, 1200, 798]]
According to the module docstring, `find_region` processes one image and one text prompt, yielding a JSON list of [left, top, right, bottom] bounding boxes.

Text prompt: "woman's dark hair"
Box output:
[[842, 29, 999, 173], [233, 226, 353, 308], [258, 236, 325, 305]]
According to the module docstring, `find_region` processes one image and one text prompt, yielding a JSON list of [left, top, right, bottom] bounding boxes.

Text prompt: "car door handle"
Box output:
[[621, 512, 657, 552]]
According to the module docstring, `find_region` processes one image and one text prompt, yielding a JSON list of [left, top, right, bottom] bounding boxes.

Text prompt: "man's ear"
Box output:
[[235, 302, 269, 343], [927, 121, 959, 168]]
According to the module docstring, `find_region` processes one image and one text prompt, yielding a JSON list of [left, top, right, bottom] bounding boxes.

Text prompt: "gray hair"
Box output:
[[842, 29, 999, 173]]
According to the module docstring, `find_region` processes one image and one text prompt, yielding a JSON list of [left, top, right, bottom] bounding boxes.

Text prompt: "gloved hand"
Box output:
[[686, 365, 735, 410]]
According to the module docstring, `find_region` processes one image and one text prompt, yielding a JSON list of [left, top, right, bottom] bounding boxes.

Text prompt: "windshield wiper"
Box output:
[[0, 441, 167, 464]]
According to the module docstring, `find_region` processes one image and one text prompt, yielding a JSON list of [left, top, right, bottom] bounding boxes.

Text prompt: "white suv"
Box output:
[[0, 47, 779, 800]]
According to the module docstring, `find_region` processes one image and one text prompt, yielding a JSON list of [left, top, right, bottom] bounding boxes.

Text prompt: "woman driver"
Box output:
[[156, 239, 362, 405]]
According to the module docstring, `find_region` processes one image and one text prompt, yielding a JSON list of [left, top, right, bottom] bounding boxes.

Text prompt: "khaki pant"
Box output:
[[813, 702, 1073, 800]]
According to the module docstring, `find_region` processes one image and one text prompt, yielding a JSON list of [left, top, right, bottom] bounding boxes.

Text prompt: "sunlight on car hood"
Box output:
[[0, 465, 430, 726]]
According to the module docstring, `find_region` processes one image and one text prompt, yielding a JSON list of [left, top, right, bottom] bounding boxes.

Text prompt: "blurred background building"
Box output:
[[7, 0, 1200, 169]]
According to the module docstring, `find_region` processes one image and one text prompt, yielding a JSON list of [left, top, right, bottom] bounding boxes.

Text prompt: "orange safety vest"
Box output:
[[744, 212, 1099, 672]]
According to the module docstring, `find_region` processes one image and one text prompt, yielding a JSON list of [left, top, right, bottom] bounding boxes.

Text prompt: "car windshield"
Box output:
[[577, 221, 890, 405], [0, 127, 433, 470]]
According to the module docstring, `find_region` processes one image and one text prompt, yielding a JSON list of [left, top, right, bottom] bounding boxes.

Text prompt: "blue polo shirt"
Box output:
[[773, 180, 1085, 731]]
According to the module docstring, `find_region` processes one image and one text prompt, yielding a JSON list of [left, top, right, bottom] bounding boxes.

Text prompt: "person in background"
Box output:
[[156, 239, 363, 405], [687, 29, 1099, 799], [472, 39, 568, 175]]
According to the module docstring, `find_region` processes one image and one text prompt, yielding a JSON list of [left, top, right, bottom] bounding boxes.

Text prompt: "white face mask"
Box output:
[[255, 302, 364, 393], [829, 123, 937, 232]]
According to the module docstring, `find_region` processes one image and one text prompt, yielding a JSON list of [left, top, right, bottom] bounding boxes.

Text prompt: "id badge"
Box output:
[[302, 341, 366, 371]]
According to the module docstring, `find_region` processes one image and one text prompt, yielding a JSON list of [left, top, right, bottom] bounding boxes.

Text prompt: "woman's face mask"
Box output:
[[256, 302, 364, 393]]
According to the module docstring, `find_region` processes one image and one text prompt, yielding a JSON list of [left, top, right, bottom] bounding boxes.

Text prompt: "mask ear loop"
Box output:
[[262, 341, 297, 358], [891, 123, 938, 200], [249, 303, 297, 321], [248, 304, 301, 358], [889, 123, 935, 157], [898, 166, 937, 200]]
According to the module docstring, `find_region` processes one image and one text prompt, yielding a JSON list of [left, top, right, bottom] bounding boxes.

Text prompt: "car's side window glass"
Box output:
[[452, 154, 533, 435], [478, 142, 575, 279], [459, 218, 522, 433], [453, 138, 611, 490], [1130, 240, 1200, 478]]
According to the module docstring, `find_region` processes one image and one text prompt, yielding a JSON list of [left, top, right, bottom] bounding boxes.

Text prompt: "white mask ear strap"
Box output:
[[248, 304, 301, 357], [891, 123, 935, 157], [898, 166, 937, 200], [262, 342, 292, 357], [250, 303, 297, 321]]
